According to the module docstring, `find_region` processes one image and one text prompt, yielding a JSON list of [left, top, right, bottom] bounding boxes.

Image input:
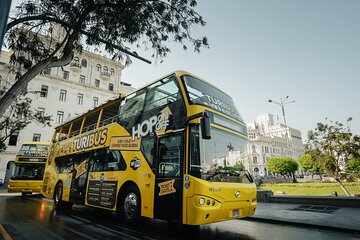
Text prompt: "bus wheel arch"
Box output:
[[117, 181, 141, 224]]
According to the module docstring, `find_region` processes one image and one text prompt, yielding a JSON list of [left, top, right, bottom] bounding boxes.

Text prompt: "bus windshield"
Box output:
[[189, 126, 252, 183], [182, 75, 242, 121], [17, 144, 49, 157], [11, 163, 45, 180]]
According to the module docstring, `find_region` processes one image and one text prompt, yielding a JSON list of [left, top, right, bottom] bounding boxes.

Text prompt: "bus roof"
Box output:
[[138, 70, 232, 100], [54, 70, 233, 130]]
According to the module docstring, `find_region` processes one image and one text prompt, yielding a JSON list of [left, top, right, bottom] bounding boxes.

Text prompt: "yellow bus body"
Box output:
[[8, 142, 49, 195], [42, 71, 257, 225]]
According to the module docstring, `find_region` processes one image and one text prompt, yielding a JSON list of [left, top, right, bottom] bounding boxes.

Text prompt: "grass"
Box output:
[[259, 182, 360, 196]]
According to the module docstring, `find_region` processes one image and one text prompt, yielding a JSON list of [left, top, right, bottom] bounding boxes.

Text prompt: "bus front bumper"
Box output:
[[186, 196, 257, 225], [7, 182, 42, 194]]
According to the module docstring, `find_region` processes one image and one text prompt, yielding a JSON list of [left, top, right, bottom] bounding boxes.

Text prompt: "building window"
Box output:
[[93, 97, 98, 107], [103, 66, 108, 72], [110, 68, 114, 76], [43, 68, 51, 75], [74, 57, 80, 63], [33, 133, 41, 142], [38, 107, 45, 116], [57, 111, 64, 123], [253, 157, 258, 164], [77, 93, 84, 105], [40, 85, 48, 98], [79, 75, 85, 84], [252, 144, 256, 153], [81, 59, 87, 68], [108, 83, 114, 91], [0, 75, 2, 85], [96, 64, 101, 72], [8, 132, 19, 146], [63, 71, 69, 80], [95, 79, 100, 88], [59, 89, 67, 102]]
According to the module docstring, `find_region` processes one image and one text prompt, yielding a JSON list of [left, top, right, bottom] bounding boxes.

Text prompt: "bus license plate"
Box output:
[[232, 209, 240, 217]]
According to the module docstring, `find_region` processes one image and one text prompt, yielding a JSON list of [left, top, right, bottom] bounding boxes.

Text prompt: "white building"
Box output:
[[245, 113, 305, 177], [0, 50, 135, 179]]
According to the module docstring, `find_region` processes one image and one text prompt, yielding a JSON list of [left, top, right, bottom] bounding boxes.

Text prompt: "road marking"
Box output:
[[0, 224, 13, 240]]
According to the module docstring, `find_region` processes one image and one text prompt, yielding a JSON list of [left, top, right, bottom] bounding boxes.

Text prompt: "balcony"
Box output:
[[70, 62, 81, 71], [100, 71, 111, 80]]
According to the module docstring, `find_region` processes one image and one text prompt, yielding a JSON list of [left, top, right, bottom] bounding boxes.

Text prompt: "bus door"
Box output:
[[154, 133, 184, 222], [70, 152, 91, 202]]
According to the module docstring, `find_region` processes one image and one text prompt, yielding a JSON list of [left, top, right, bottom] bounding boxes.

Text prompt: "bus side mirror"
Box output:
[[201, 112, 211, 140]]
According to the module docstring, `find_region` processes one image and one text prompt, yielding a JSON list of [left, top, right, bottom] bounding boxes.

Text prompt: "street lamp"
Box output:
[[268, 96, 295, 148], [268, 96, 295, 128]]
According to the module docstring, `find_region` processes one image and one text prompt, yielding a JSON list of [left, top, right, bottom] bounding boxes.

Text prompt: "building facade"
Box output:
[[245, 113, 305, 177], [0, 50, 135, 179]]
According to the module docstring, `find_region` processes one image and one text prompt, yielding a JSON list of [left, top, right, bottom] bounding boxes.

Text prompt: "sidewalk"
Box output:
[[249, 202, 360, 233], [0, 187, 21, 196]]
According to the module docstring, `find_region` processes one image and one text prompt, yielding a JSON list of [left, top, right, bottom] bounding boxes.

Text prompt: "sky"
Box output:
[[121, 0, 360, 141]]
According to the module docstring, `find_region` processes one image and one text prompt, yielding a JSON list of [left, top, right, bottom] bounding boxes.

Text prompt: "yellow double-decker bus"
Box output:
[[42, 70, 256, 225], [8, 142, 49, 196]]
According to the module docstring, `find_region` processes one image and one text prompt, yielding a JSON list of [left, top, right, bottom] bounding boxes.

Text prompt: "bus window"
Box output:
[[141, 137, 156, 168], [144, 76, 180, 112], [158, 135, 182, 178], [119, 90, 146, 120], [100, 101, 121, 126], [82, 111, 100, 133], [70, 119, 82, 137], [105, 149, 126, 171], [60, 124, 71, 140], [90, 148, 126, 172]]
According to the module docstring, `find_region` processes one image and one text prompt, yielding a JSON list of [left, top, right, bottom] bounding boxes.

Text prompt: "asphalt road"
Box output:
[[0, 195, 359, 240]]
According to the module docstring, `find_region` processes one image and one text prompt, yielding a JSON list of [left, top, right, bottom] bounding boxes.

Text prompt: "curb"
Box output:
[[246, 216, 360, 235], [0, 193, 43, 197]]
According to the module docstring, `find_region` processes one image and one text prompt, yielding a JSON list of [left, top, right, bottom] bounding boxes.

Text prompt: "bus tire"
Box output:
[[118, 185, 141, 224], [54, 182, 66, 209]]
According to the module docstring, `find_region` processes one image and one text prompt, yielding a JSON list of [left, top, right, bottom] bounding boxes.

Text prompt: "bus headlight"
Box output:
[[199, 198, 205, 205]]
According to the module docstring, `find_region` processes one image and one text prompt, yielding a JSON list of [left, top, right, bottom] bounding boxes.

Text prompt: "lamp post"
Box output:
[[268, 96, 295, 150]]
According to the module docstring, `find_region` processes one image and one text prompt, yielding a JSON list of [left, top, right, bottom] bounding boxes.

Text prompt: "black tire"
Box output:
[[54, 182, 66, 209], [118, 185, 141, 224]]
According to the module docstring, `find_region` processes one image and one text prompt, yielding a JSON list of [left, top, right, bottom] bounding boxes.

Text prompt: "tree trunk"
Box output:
[[319, 174, 323, 181], [0, 49, 73, 115], [335, 178, 351, 196], [0, 61, 51, 115]]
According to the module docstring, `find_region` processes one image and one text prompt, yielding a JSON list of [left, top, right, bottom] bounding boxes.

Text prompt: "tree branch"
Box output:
[[7, 15, 151, 64]]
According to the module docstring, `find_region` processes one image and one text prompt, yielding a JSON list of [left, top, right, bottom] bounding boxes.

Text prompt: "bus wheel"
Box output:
[[54, 183, 64, 208], [119, 185, 141, 224]]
